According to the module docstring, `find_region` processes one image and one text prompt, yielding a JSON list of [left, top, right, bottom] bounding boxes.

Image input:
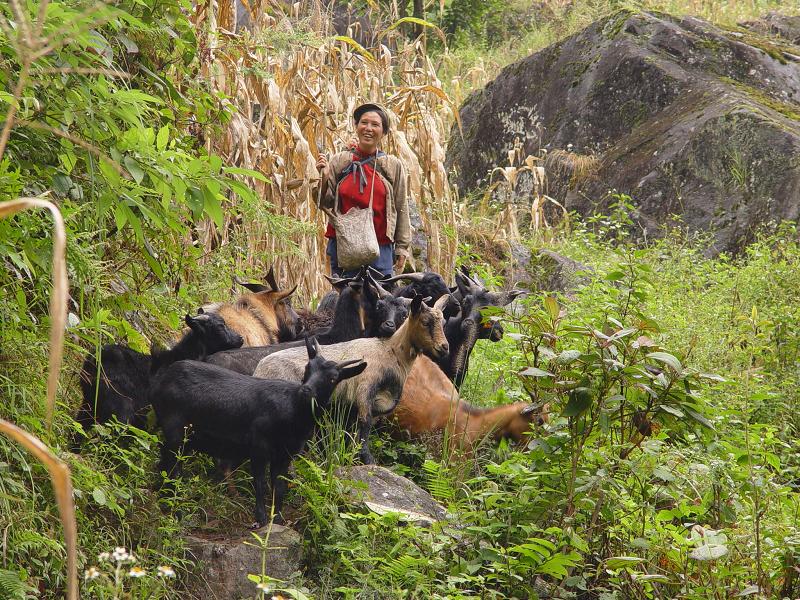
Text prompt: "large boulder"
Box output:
[[338, 465, 448, 526], [448, 11, 800, 254], [185, 524, 303, 599]]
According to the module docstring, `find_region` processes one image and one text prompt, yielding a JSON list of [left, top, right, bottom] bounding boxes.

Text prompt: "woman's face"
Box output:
[[356, 111, 384, 149]]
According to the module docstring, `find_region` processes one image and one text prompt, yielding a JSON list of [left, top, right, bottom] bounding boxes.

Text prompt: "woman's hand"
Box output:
[[316, 153, 328, 173]]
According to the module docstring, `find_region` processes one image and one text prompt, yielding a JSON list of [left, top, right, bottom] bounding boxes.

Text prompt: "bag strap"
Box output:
[[332, 150, 385, 217], [336, 150, 387, 191]]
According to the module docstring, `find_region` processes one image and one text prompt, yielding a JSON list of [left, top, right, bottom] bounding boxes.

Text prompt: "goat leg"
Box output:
[[269, 452, 291, 526], [250, 455, 269, 528], [357, 415, 375, 465]]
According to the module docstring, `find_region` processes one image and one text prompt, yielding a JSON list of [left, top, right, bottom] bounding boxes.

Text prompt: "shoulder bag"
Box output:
[[322, 152, 384, 270]]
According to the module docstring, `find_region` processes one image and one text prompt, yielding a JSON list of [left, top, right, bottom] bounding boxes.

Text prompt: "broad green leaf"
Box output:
[[605, 556, 644, 569], [647, 351, 682, 373], [519, 366, 554, 378], [658, 405, 684, 418], [224, 166, 270, 183], [655, 509, 675, 522], [690, 544, 727, 561], [114, 203, 128, 230], [92, 488, 107, 506], [228, 179, 257, 204], [156, 125, 169, 151], [685, 408, 715, 430], [634, 574, 670, 583], [563, 387, 592, 417], [202, 186, 224, 228], [765, 452, 780, 470], [123, 156, 145, 184]]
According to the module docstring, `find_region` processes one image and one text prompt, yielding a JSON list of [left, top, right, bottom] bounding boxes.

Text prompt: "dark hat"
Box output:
[[353, 103, 389, 133]]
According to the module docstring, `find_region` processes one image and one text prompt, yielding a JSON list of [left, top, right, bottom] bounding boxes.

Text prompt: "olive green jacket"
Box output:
[[318, 151, 412, 258]]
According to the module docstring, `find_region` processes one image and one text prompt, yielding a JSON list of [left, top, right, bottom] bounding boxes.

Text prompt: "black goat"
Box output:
[[363, 272, 411, 337], [385, 271, 451, 302], [75, 313, 244, 438], [433, 271, 525, 388], [150, 337, 366, 526]]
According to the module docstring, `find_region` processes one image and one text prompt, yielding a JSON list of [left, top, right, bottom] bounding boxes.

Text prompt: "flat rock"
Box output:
[[185, 524, 303, 599], [338, 465, 448, 526], [448, 10, 800, 254]]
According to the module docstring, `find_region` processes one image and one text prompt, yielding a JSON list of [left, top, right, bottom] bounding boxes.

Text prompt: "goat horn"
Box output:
[[324, 274, 355, 284], [366, 272, 393, 299], [495, 289, 526, 306], [383, 272, 426, 284], [433, 293, 451, 312], [339, 358, 365, 368], [275, 284, 298, 300], [265, 265, 279, 291]]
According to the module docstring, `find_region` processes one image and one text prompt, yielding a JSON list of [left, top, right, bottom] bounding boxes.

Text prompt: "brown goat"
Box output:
[[202, 266, 301, 347], [393, 356, 548, 454]]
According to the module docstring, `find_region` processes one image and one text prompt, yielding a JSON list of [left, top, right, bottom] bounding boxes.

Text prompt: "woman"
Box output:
[[316, 103, 411, 278]]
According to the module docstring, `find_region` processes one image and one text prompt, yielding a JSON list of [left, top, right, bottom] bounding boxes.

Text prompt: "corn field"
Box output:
[[190, 0, 461, 299]]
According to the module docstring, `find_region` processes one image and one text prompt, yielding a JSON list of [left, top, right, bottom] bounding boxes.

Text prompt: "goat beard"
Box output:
[[451, 320, 479, 384]]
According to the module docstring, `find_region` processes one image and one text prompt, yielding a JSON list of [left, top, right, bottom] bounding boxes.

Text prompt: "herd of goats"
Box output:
[[75, 266, 548, 527]]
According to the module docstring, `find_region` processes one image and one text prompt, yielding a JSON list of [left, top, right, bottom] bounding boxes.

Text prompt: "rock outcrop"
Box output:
[[741, 12, 800, 45], [185, 524, 303, 599], [448, 11, 800, 253]]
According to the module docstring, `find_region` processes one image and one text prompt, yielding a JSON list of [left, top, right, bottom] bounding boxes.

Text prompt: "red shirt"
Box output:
[[325, 147, 390, 245]]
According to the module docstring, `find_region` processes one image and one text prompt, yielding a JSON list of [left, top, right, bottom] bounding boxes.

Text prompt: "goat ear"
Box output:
[[265, 265, 279, 291], [305, 336, 317, 359], [185, 314, 201, 329], [197, 306, 205, 315], [442, 297, 461, 320], [460, 294, 475, 315], [454, 271, 473, 298], [410, 294, 424, 315], [520, 404, 538, 416], [234, 276, 269, 293], [338, 359, 367, 380]]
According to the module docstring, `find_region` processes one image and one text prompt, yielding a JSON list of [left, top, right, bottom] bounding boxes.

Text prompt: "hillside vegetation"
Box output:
[[1, 0, 799, 599]]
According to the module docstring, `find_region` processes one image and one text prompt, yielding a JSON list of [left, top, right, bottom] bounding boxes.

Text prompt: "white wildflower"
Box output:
[[128, 566, 146, 578], [97, 552, 111, 562], [84, 567, 101, 581], [157, 566, 176, 578], [112, 547, 129, 562], [256, 582, 271, 591]]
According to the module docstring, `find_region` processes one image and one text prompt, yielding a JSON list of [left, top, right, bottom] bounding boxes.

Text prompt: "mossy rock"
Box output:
[[448, 10, 800, 253]]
